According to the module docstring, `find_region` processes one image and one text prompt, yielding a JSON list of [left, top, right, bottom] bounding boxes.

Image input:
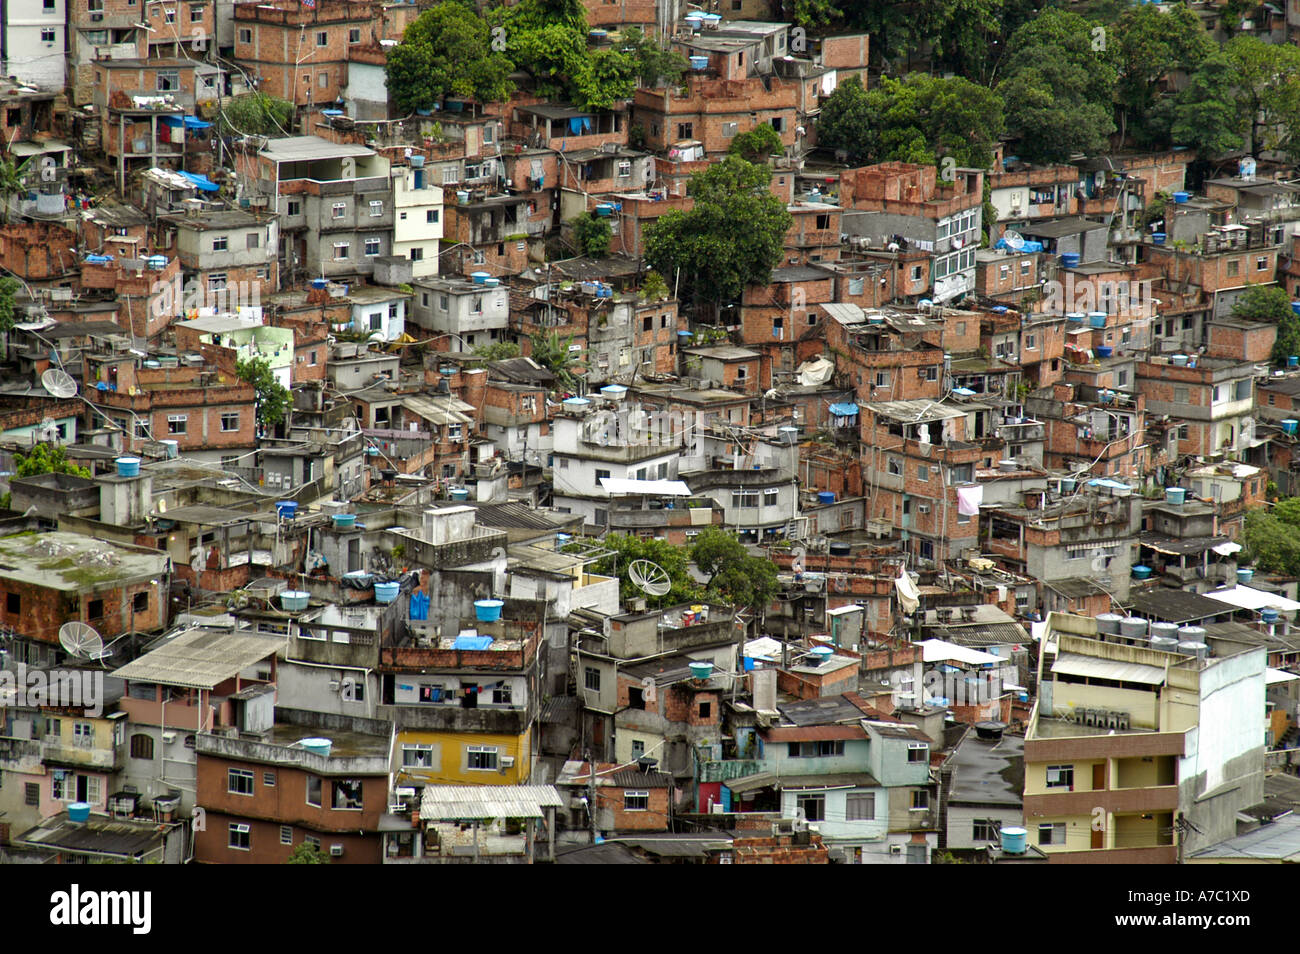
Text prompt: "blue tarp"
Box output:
[[452, 634, 494, 650], [1087, 478, 1132, 490], [161, 116, 212, 129], [178, 170, 219, 192], [829, 402, 859, 416]]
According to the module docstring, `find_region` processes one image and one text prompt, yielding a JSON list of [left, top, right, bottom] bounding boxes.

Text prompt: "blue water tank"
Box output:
[[1152, 232, 1166, 245], [1060, 252, 1080, 268], [817, 491, 836, 504], [1173, 191, 1191, 203], [999, 827, 1027, 854]]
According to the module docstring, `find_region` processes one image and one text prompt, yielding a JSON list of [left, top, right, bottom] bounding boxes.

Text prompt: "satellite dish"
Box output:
[[1002, 230, 1026, 251], [41, 368, 78, 399], [59, 621, 103, 658], [629, 559, 671, 597]]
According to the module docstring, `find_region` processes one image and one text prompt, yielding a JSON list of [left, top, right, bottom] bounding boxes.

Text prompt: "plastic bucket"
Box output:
[[68, 801, 91, 822], [475, 599, 504, 622], [374, 581, 400, 603], [332, 513, 357, 528]]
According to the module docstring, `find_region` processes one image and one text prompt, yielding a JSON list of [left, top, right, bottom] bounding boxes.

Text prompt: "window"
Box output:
[[287, 199, 301, 217], [41, 27, 56, 42], [467, 745, 498, 770], [238, 27, 251, 43], [87, 597, 104, 620], [348, 27, 361, 43], [917, 464, 929, 482], [164, 8, 175, 22], [305, 776, 322, 807], [365, 237, 381, 256], [972, 818, 998, 842], [631, 739, 645, 759], [334, 242, 350, 260], [369, 200, 383, 216], [624, 790, 649, 811], [618, 160, 632, 178], [167, 414, 187, 435], [332, 202, 346, 219], [157, 70, 179, 92], [6, 593, 18, 615], [763, 488, 779, 507], [911, 789, 929, 810], [1257, 256, 1268, 271], [1045, 764, 1074, 789], [908, 742, 929, 763], [228, 768, 254, 795], [1038, 822, 1066, 846], [875, 370, 890, 387], [910, 265, 922, 281], [246, 232, 260, 251], [1227, 259, 1239, 277], [789, 741, 844, 757], [25, 783, 39, 806], [699, 701, 712, 719], [316, 30, 328, 46], [208, 273, 227, 292], [280, 825, 293, 845], [676, 122, 693, 139], [304, 835, 321, 850], [402, 744, 435, 768], [220, 412, 239, 432], [796, 793, 825, 822], [887, 457, 902, 477], [594, 468, 611, 483], [69, 722, 92, 749], [492, 683, 512, 705], [584, 667, 601, 692], [211, 234, 228, 252], [1173, 386, 1190, 404], [258, 771, 274, 788], [228, 823, 250, 850], [722, 122, 738, 138], [130, 734, 154, 759], [410, 247, 424, 262], [332, 779, 364, 809], [846, 793, 876, 821]]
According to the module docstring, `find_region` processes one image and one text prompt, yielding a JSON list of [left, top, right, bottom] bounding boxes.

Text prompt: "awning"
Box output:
[[177, 170, 219, 192], [829, 402, 859, 417], [403, 395, 472, 426], [600, 477, 692, 496], [1052, 652, 1167, 686], [1203, 585, 1300, 613]]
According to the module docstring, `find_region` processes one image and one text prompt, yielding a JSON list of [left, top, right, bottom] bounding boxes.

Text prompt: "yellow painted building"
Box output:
[[395, 727, 533, 786]]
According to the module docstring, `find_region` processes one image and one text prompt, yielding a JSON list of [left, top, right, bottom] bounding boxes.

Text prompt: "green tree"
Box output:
[[574, 47, 637, 110], [1243, 500, 1300, 577], [1230, 285, 1300, 364], [619, 27, 687, 89], [285, 842, 332, 864], [817, 74, 1004, 170], [690, 528, 780, 614], [1170, 53, 1247, 156], [14, 443, 91, 479], [529, 330, 584, 391], [1214, 36, 1300, 159], [728, 123, 784, 163], [385, 0, 514, 113], [571, 212, 612, 257], [236, 356, 292, 429], [471, 341, 522, 361], [998, 7, 1117, 163], [0, 155, 31, 225], [217, 92, 294, 138], [1113, 3, 1213, 147], [0, 276, 21, 344], [509, 22, 590, 101], [644, 156, 791, 313], [586, 533, 701, 606]]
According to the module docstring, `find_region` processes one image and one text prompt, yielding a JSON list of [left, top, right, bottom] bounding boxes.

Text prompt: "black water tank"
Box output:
[[828, 542, 852, 556], [974, 721, 1006, 741]]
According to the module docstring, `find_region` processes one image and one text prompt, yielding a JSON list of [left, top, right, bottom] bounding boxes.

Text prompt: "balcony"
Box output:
[[41, 739, 121, 771]]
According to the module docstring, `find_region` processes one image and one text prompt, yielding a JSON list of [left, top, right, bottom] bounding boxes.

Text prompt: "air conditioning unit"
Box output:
[[161, 731, 177, 743], [330, 844, 344, 856], [889, 844, 904, 855], [90, 11, 103, 20], [499, 755, 515, 768]]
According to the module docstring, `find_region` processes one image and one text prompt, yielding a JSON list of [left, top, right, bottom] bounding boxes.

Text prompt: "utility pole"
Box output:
[[585, 748, 598, 844]]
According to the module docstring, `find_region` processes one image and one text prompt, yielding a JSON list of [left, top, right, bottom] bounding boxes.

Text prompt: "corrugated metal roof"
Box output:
[[420, 785, 563, 820], [403, 394, 473, 426], [110, 627, 284, 689], [1051, 652, 1166, 686]]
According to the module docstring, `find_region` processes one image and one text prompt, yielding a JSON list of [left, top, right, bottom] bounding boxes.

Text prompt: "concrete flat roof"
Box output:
[[0, 531, 167, 593]]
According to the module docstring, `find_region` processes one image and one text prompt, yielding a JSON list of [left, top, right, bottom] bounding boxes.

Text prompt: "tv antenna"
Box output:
[[629, 559, 671, 597], [41, 368, 79, 399]]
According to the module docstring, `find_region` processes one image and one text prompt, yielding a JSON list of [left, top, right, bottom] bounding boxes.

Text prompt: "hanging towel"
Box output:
[[957, 484, 983, 516], [895, 569, 920, 615]]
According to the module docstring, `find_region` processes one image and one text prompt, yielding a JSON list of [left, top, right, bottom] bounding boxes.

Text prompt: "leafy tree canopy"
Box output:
[[218, 92, 294, 138], [645, 156, 791, 310], [285, 842, 332, 864], [1112, 2, 1213, 147], [236, 356, 292, 429], [690, 528, 779, 611], [529, 330, 585, 392], [571, 212, 612, 258], [385, 0, 514, 113], [817, 74, 1004, 170], [585, 533, 702, 606], [1244, 499, 1300, 577], [998, 8, 1117, 163], [1230, 285, 1299, 365], [728, 123, 785, 163], [15, 443, 90, 479]]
